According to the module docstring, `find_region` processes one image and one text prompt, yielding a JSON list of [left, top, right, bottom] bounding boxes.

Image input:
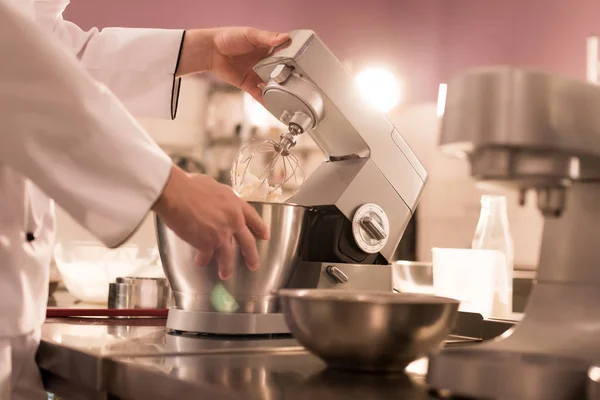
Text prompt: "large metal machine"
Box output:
[[253, 29, 427, 272], [157, 30, 427, 335], [427, 67, 600, 399]]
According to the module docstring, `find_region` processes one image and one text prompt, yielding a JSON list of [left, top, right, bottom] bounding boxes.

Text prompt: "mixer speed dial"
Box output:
[[352, 204, 390, 254]]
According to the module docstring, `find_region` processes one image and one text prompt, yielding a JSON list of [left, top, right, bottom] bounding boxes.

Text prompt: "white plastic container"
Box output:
[[472, 195, 514, 318], [54, 241, 164, 304], [432, 248, 505, 318]]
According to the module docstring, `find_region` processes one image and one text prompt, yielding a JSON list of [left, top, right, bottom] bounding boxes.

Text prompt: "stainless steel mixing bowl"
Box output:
[[156, 202, 308, 313], [392, 261, 434, 294], [279, 289, 459, 372]]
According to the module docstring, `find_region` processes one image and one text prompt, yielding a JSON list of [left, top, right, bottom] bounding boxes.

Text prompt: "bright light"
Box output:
[[587, 35, 599, 83], [437, 83, 447, 117], [355, 67, 400, 112], [243, 93, 276, 128]]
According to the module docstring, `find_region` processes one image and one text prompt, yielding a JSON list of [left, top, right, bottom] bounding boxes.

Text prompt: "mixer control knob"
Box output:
[[270, 64, 293, 84], [326, 265, 349, 284], [359, 215, 387, 241], [352, 204, 390, 254]]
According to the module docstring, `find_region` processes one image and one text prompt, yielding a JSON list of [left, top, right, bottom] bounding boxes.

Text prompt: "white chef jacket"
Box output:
[[0, 0, 184, 338]]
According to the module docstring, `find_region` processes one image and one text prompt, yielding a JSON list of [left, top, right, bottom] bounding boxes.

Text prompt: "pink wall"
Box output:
[[438, 0, 600, 82], [63, 0, 600, 104], [511, 0, 599, 78], [63, 0, 442, 104]]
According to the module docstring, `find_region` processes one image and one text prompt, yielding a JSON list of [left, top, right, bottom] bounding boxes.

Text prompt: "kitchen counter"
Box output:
[[39, 318, 436, 399], [41, 288, 518, 399], [39, 318, 296, 399], [39, 312, 516, 400]]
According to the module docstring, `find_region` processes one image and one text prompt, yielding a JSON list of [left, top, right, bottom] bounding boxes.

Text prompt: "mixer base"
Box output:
[[166, 308, 290, 335], [427, 282, 600, 399]]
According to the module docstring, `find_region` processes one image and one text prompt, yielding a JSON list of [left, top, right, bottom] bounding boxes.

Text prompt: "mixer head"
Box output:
[[439, 67, 600, 217]]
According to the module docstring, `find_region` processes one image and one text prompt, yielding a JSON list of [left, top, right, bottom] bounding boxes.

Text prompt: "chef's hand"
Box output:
[[176, 27, 290, 103], [152, 166, 270, 280]]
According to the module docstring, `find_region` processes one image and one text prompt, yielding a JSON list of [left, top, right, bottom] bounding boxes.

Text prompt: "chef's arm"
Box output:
[[46, 15, 289, 117], [47, 16, 186, 120], [0, 0, 173, 248]]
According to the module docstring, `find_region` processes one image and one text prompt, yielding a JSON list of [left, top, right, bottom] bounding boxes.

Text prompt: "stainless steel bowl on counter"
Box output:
[[279, 289, 460, 372], [156, 202, 308, 313], [392, 261, 434, 294]]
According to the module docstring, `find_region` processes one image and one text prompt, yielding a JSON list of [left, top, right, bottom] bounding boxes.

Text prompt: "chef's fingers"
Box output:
[[234, 227, 260, 271], [241, 201, 270, 240], [249, 86, 265, 105], [195, 250, 213, 267], [216, 243, 235, 280], [245, 29, 290, 48], [244, 71, 264, 88], [266, 37, 292, 56], [240, 72, 265, 105]]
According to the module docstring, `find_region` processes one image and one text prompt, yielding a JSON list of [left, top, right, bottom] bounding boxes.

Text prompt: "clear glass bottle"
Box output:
[[472, 195, 514, 319]]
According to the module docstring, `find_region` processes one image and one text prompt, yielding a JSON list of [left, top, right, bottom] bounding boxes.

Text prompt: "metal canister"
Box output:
[[108, 277, 173, 309]]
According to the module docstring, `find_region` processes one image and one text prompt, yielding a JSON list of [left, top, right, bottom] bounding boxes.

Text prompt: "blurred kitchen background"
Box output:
[[52, 0, 600, 289]]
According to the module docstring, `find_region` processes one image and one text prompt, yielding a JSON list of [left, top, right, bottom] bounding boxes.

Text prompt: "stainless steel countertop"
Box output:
[[107, 351, 432, 400], [39, 318, 300, 394], [41, 287, 517, 399], [38, 318, 442, 399], [40, 295, 504, 400]]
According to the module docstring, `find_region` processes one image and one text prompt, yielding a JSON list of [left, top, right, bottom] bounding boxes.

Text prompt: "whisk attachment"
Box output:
[[231, 126, 305, 202], [273, 124, 303, 156]]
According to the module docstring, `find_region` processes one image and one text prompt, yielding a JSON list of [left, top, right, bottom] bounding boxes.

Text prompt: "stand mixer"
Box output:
[[427, 67, 600, 399], [156, 30, 427, 336], [251, 29, 427, 265]]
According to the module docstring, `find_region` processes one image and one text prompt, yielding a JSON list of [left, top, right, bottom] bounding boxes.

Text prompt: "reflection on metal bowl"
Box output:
[[279, 289, 459, 372], [157, 202, 308, 313], [295, 369, 429, 400]]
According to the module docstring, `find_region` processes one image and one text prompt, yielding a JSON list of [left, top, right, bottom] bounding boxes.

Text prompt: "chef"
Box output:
[[0, 0, 288, 398]]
